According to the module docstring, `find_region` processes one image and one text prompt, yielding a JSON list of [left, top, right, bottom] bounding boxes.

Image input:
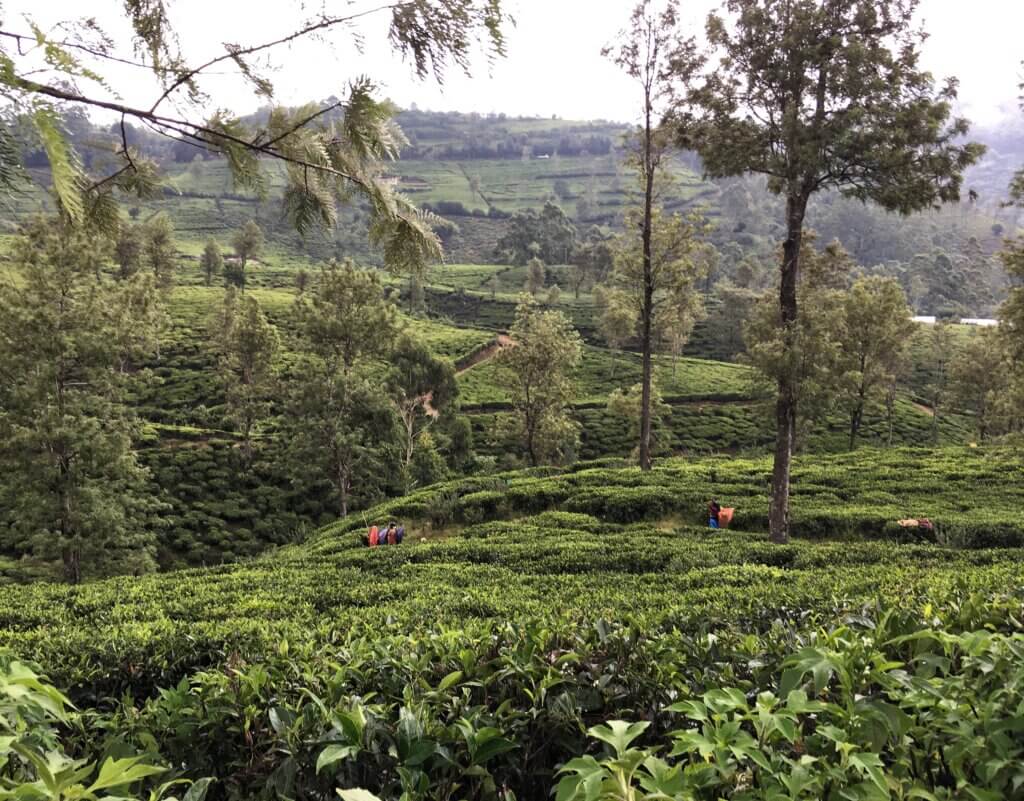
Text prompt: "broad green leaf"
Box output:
[[337, 790, 384, 801], [850, 753, 889, 797], [438, 670, 463, 691], [317, 745, 358, 774], [587, 720, 649, 757], [88, 757, 166, 792], [182, 777, 215, 801]]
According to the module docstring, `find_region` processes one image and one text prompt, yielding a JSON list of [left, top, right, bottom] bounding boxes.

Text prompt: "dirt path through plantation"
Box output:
[[911, 401, 935, 418], [423, 334, 515, 418], [454, 334, 514, 375]]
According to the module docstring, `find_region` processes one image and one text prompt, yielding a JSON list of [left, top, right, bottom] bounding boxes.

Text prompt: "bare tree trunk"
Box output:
[[62, 546, 81, 584], [638, 107, 656, 472], [849, 391, 865, 451], [769, 195, 806, 544], [337, 463, 349, 518], [885, 383, 896, 446]]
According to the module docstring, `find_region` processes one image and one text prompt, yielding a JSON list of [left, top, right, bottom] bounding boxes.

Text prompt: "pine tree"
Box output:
[[216, 289, 280, 465], [286, 262, 400, 517], [0, 218, 163, 582]]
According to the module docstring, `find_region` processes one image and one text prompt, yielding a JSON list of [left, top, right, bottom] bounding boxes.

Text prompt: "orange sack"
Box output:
[[719, 508, 735, 528]]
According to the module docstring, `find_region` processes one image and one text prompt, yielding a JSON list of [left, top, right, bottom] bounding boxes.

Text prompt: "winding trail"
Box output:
[[911, 401, 936, 418], [423, 334, 515, 418]]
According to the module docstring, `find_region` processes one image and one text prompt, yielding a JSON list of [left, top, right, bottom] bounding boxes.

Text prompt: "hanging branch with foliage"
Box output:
[[0, 0, 509, 272]]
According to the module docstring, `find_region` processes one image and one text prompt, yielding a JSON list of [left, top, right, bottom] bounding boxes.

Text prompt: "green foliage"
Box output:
[[388, 335, 459, 475], [115, 223, 144, 280], [1, 454, 1024, 799], [561, 612, 1024, 800], [0, 218, 164, 582], [497, 296, 583, 465], [199, 240, 223, 286], [285, 263, 402, 516], [834, 276, 916, 449], [0, 652, 209, 801], [142, 214, 177, 288], [30, 106, 85, 224], [230, 220, 263, 271], [215, 290, 279, 463], [495, 201, 577, 265]]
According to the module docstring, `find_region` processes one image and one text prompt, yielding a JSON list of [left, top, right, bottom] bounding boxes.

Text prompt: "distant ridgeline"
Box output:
[[7, 105, 1020, 318]]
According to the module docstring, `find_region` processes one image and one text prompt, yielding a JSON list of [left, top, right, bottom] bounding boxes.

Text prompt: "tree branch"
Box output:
[[148, 2, 401, 113], [15, 77, 366, 189]]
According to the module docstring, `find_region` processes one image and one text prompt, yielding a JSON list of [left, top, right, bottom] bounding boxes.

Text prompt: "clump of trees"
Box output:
[[495, 202, 577, 265], [284, 262, 468, 515]]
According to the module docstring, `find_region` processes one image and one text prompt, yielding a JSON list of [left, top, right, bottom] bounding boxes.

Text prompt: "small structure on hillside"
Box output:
[[960, 318, 998, 327]]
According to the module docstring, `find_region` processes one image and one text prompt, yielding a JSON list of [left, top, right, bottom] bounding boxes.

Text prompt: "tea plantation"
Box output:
[[3, 447, 1024, 800]]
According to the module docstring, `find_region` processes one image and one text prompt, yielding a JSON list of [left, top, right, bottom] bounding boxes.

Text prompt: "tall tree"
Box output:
[[113, 223, 142, 280], [1, 2, 508, 268], [231, 220, 264, 283], [216, 289, 280, 465], [605, 0, 699, 471], [949, 329, 1010, 442], [923, 321, 957, 445], [601, 205, 708, 468], [570, 226, 614, 298], [286, 262, 399, 517], [497, 296, 583, 466], [607, 380, 673, 460], [677, 0, 984, 541], [836, 277, 916, 450], [998, 76, 1024, 426], [525, 257, 546, 295], [0, 218, 162, 583], [593, 285, 637, 379], [142, 213, 176, 288], [200, 240, 223, 287]]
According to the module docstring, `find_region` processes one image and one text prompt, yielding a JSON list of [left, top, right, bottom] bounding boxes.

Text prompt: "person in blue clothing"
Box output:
[[708, 499, 721, 529]]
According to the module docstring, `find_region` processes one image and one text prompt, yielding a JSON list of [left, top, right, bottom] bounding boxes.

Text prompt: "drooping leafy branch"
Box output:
[[0, 0, 509, 272]]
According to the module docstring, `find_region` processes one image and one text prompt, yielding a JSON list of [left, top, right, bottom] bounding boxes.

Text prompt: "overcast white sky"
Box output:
[[4, 0, 1022, 126]]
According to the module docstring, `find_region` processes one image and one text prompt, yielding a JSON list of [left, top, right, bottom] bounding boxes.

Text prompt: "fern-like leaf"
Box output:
[[32, 105, 85, 224]]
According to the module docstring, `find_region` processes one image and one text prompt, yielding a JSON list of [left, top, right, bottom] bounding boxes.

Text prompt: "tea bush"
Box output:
[[0, 448, 1022, 801]]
